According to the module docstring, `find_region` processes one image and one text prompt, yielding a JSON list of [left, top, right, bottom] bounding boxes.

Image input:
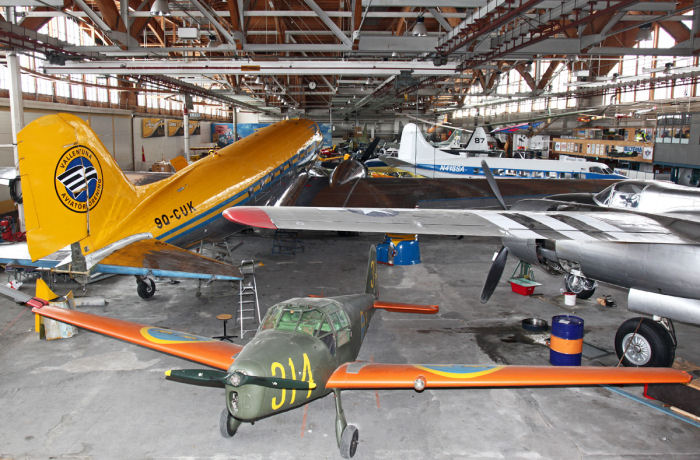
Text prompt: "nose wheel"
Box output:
[[219, 408, 241, 438], [333, 389, 359, 458]]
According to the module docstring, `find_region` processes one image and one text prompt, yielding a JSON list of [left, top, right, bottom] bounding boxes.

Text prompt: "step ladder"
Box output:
[[238, 259, 261, 338]]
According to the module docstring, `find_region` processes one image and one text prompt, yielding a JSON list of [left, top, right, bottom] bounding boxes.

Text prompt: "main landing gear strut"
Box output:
[[564, 273, 597, 299], [334, 389, 359, 458]]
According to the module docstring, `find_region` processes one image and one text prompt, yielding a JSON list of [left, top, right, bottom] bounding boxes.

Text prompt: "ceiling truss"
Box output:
[[0, 0, 697, 118]]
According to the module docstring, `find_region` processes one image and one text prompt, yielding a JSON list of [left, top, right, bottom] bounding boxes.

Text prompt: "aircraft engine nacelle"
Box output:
[[504, 239, 700, 305], [502, 237, 563, 274], [628, 289, 700, 326], [553, 241, 700, 301]]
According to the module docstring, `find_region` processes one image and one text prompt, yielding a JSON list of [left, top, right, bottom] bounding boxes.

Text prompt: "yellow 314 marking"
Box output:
[[270, 353, 315, 410]]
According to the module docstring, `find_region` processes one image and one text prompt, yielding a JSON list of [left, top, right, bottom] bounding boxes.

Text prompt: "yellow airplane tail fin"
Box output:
[[18, 113, 139, 261]]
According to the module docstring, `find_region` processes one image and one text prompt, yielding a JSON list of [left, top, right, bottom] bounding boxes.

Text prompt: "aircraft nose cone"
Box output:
[[226, 359, 265, 420]]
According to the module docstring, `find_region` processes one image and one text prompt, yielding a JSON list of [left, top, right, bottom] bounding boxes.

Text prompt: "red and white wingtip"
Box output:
[[223, 207, 278, 229]]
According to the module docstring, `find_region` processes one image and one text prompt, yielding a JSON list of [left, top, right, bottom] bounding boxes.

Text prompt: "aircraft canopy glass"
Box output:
[[260, 299, 351, 344], [593, 181, 646, 209], [588, 166, 614, 175]]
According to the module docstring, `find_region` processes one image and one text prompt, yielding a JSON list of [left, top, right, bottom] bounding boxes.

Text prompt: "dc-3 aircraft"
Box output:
[[18, 246, 690, 458], [5, 113, 614, 298], [223, 176, 700, 369], [4, 113, 322, 297]]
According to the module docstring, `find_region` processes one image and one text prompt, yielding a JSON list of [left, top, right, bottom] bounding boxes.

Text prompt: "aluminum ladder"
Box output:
[[238, 259, 261, 338]]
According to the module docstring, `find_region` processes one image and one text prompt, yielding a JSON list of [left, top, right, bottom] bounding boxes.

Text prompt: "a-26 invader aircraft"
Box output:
[[5, 113, 322, 297], [24, 246, 689, 458], [223, 178, 700, 368]]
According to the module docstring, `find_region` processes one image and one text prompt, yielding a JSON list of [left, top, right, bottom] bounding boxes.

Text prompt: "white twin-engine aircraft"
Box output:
[[383, 123, 627, 180]]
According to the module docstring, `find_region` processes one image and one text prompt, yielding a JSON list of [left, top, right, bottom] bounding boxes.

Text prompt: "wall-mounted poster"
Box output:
[[189, 120, 200, 135], [211, 122, 236, 147], [167, 119, 200, 137], [142, 118, 165, 138], [211, 122, 332, 148], [167, 119, 184, 136]]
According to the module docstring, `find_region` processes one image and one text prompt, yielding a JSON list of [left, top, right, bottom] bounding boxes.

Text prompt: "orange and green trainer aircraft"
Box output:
[[9, 113, 321, 297], [22, 246, 690, 458]]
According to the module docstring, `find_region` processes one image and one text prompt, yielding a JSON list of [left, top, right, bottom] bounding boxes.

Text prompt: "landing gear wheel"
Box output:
[[219, 408, 240, 438], [614, 317, 675, 367], [564, 274, 597, 299], [136, 278, 156, 299], [340, 424, 359, 459]]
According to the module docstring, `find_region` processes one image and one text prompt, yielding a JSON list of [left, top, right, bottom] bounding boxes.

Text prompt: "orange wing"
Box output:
[[326, 363, 691, 389], [32, 301, 241, 370]]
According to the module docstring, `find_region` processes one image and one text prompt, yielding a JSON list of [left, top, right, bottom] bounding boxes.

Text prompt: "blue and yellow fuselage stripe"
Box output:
[[157, 147, 312, 244], [87, 119, 321, 253]]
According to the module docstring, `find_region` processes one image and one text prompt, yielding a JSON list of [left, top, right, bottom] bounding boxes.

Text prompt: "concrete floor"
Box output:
[[1, 233, 698, 459]]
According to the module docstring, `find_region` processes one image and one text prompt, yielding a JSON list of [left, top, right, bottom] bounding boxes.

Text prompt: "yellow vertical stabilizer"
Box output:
[[18, 114, 139, 261]]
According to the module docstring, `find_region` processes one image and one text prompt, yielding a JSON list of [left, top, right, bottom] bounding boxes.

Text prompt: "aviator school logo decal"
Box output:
[[54, 145, 103, 212]]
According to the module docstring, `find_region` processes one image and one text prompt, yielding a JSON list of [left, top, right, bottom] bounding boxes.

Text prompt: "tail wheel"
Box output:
[[564, 273, 597, 299], [340, 424, 359, 458], [614, 317, 675, 367], [136, 278, 156, 299]]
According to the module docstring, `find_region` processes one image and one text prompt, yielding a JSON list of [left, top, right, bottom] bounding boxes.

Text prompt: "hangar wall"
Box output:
[[0, 100, 241, 202], [132, 116, 211, 171], [0, 99, 133, 172], [653, 112, 700, 168]]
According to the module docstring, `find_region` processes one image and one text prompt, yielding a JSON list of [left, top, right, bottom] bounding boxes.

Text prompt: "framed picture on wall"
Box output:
[[167, 119, 184, 136], [142, 118, 165, 138], [189, 120, 200, 135]]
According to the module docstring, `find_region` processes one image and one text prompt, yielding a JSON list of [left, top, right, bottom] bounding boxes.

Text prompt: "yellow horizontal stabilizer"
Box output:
[[169, 156, 188, 172]]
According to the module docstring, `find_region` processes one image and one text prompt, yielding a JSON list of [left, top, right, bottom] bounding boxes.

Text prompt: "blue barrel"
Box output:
[[376, 234, 421, 265], [549, 315, 584, 366]]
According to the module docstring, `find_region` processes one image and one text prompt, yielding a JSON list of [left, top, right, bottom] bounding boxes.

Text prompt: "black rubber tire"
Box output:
[[564, 274, 596, 300], [614, 317, 675, 367], [219, 408, 238, 438], [137, 278, 156, 299], [340, 424, 359, 458]]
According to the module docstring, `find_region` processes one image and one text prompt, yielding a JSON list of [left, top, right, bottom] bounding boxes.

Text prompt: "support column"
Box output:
[[183, 109, 190, 162], [7, 52, 25, 230], [233, 106, 238, 141]]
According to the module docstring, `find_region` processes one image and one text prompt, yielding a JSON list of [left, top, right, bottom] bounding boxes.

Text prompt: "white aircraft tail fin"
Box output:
[[397, 123, 440, 164], [465, 127, 489, 152]]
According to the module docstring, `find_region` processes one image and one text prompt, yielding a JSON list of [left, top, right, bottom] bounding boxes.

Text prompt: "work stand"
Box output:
[[238, 259, 261, 339]]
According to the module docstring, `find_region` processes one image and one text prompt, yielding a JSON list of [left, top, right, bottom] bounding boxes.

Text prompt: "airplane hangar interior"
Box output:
[[1, 1, 700, 458]]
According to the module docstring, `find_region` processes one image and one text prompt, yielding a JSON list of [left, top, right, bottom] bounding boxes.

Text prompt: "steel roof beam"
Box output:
[[189, 0, 237, 46], [362, 0, 485, 5], [428, 8, 453, 32], [303, 0, 353, 47], [22, 10, 475, 19], [43, 60, 459, 76]]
